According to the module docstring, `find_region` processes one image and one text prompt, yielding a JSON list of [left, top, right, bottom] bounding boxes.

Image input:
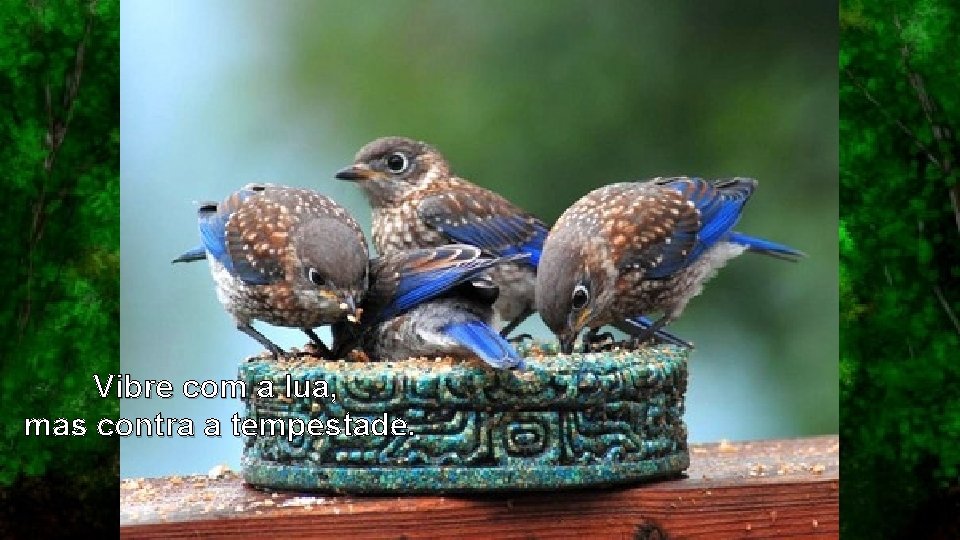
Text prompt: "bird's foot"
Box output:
[[629, 327, 693, 350], [343, 348, 371, 363], [625, 335, 655, 350], [295, 341, 330, 359], [284, 348, 318, 360], [581, 331, 617, 353], [301, 328, 336, 359]]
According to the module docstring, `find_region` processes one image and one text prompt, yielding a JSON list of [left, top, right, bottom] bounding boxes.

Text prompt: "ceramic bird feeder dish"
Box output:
[[239, 343, 690, 494]]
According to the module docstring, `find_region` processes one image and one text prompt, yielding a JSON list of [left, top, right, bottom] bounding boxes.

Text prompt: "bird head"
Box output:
[[335, 136, 450, 206], [294, 216, 369, 323], [536, 224, 607, 355]]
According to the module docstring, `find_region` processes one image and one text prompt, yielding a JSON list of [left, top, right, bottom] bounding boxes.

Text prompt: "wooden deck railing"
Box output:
[[120, 434, 838, 539]]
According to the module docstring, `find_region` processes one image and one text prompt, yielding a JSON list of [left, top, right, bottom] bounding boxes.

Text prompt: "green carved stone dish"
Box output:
[[239, 344, 690, 494]]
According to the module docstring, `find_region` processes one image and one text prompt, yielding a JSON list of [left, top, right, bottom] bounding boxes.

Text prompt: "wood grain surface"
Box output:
[[121, 435, 839, 539]]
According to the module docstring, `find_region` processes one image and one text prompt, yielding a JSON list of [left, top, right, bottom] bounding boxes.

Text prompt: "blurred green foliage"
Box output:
[[269, 0, 839, 434], [0, 0, 118, 533], [279, 2, 837, 223], [841, 0, 960, 536]]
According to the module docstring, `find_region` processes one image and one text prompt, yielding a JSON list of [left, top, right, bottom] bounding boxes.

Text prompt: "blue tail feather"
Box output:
[[172, 245, 207, 264], [442, 320, 525, 370], [727, 231, 805, 261]]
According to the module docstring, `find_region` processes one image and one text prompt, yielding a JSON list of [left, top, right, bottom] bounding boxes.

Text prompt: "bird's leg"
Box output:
[[328, 321, 355, 360], [238, 323, 285, 360], [301, 327, 324, 346], [301, 328, 333, 359], [499, 307, 535, 340]]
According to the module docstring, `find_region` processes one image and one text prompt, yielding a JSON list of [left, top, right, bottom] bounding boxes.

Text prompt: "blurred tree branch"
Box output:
[[893, 13, 959, 234], [844, 11, 960, 236], [19, 5, 94, 336]]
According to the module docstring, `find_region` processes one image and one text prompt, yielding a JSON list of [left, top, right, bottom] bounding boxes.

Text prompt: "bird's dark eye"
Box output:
[[385, 152, 409, 174], [307, 268, 325, 286], [571, 284, 590, 310]]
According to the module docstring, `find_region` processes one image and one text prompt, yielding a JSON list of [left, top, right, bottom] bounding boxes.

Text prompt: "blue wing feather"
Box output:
[[663, 178, 804, 263], [644, 178, 754, 278], [195, 188, 272, 285], [442, 320, 525, 370], [388, 259, 498, 318], [515, 225, 546, 267], [418, 193, 547, 269], [379, 247, 527, 321], [438, 215, 547, 265], [697, 203, 743, 250], [667, 177, 753, 260], [198, 205, 232, 271]]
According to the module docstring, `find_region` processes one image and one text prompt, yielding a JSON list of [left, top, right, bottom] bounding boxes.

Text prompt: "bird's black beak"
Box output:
[[558, 310, 590, 355], [335, 164, 374, 181], [339, 295, 361, 323], [559, 332, 576, 355]]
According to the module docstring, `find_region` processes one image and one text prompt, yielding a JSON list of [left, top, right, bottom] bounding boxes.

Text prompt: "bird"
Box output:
[[172, 183, 369, 360], [334, 136, 548, 340], [535, 177, 805, 354], [331, 244, 526, 370], [334, 136, 692, 350]]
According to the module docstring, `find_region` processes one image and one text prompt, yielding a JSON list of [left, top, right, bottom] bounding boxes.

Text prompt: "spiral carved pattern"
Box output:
[[239, 347, 689, 492]]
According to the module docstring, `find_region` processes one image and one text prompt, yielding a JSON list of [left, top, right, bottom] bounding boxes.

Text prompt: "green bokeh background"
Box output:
[[0, 0, 118, 534], [841, 0, 960, 536], [122, 1, 837, 478]]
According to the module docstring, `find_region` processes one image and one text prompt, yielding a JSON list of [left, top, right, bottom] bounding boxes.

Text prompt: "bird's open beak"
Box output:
[[335, 164, 374, 181]]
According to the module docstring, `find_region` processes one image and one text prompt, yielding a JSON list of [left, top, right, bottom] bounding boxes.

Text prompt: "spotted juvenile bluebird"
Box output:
[[536, 177, 805, 354], [334, 137, 692, 349], [334, 137, 547, 339], [172, 183, 369, 359], [332, 244, 526, 369]]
